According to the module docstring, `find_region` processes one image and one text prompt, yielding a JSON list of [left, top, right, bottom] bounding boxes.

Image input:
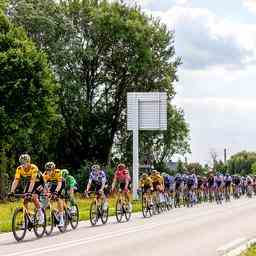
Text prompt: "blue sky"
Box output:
[[122, 0, 256, 165]]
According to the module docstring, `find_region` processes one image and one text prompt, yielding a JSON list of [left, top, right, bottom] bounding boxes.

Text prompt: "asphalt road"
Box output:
[[1, 197, 256, 256]]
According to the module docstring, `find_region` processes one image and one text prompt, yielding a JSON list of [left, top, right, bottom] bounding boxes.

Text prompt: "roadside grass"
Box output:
[[0, 196, 142, 233], [241, 245, 256, 256]]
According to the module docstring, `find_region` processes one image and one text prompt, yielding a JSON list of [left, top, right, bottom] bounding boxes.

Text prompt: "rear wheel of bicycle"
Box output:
[[33, 208, 46, 238], [116, 199, 124, 223], [45, 206, 54, 236], [90, 201, 99, 226], [12, 208, 27, 242], [70, 204, 79, 229], [101, 206, 109, 224], [58, 210, 68, 233]]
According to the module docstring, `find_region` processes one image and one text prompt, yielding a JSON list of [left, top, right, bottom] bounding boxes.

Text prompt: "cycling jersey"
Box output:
[[89, 170, 107, 185], [15, 164, 39, 182], [164, 175, 174, 186], [15, 164, 45, 194], [150, 174, 164, 184], [65, 175, 77, 190], [114, 169, 131, 183], [43, 169, 62, 184], [140, 177, 153, 187]]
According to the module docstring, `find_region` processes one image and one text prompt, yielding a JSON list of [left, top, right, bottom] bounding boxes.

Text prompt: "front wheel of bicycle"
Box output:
[[70, 204, 79, 229], [58, 210, 68, 233], [100, 206, 109, 225], [116, 199, 124, 223], [12, 208, 27, 242], [33, 208, 46, 238], [90, 201, 99, 226], [142, 194, 151, 218], [45, 206, 54, 236]]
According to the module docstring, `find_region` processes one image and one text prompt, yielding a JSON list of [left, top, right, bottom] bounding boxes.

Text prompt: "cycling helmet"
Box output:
[[162, 172, 168, 177], [19, 154, 31, 164], [117, 163, 126, 170], [152, 170, 158, 175], [45, 162, 55, 170], [61, 169, 69, 178], [142, 173, 148, 178], [92, 164, 100, 171]]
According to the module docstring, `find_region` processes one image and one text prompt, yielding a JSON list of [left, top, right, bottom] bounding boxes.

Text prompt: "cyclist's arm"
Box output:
[[56, 180, 62, 193], [11, 167, 22, 193], [11, 179, 19, 193], [86, 178, 92, 192], [111, 174, 117, 190], [100, 172, 107, 191]]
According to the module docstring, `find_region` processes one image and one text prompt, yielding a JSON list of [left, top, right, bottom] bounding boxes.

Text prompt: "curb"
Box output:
[[221, 238, 256, 256]]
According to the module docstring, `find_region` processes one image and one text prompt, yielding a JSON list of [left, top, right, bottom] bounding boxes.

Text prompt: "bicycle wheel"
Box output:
[[45, 206, 54, 236], [142, 194, 151, 218], [124, 201, 131, 222], [164, 194, 171, 211], [70, 204, 79, 229], [33, 208, 46, 238], [100, 205, 109, 225], [115, 199, 124, 223], [90, 201, 99, 226], [12, 208, 27, 242], [58, 210, 68, 233]]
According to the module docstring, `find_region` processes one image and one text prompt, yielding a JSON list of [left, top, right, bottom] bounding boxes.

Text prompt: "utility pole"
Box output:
[[224, 148, 227, 164]]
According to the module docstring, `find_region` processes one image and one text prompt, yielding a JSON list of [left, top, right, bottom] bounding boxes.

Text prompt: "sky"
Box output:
[[119, 0, 256, 165]]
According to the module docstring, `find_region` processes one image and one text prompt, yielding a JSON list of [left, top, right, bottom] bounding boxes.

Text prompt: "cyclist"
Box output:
[[246, 175, 253, 197], [10, 154, 45, 224], [112, 163, 132, 211], [43, 162, 65, 227], [224, 173, 232, 199], [61, 169, 77, 213], [150, 170, 165, 203], [85, 164, 108, 210], [162, 172, 175, 194], [139, 173, 153, 193], [207, 170, 215, 201], [214, 172, 224, 201]]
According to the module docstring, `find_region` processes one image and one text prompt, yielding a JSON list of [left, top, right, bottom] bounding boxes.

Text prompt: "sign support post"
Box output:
[[132, 128, 139, 199]]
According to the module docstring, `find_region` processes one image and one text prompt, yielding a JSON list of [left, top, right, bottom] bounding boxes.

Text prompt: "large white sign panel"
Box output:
[[127, 92, 167, 199], [127, 92, 167, 130]]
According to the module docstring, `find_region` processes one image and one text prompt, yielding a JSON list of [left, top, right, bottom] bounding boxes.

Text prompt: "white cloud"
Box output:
[[244, 0, 256, 13], [147, 6, 256, 70]]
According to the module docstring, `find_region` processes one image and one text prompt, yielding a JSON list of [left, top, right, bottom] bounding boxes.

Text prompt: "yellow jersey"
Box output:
[[140, 177, 153, 188], [43, 169, 62, 184], [15, 164, 39, 182], [150, 174, 164, 184]]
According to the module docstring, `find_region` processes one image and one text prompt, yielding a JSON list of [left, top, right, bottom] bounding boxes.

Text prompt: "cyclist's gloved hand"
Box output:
[[123, 188, 129, 193], [24, 193, 32, 200], [52, 191, 58, 199], [83, 191, 89, 198]]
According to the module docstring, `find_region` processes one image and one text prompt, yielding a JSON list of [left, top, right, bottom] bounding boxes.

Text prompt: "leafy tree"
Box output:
[[7, 0, 182, 167], [227, 151, 256, 175], [0, 9, 60, 181], [251, 162, 256, 175]]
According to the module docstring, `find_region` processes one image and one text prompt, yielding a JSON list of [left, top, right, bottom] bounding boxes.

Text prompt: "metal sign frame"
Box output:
[[127, 92, 167, 199]]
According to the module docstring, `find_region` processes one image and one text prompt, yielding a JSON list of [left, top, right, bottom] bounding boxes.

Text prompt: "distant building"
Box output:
[[167, 161, 178, 171]]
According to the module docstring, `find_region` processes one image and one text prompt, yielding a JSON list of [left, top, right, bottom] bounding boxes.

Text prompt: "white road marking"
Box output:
[[3, 200, 255, 256]]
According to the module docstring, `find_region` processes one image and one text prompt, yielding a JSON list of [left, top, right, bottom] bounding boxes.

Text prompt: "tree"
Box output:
[[7, 0, 182, 167], [0, 9, 60, 181], [227, 151, 256, 175]]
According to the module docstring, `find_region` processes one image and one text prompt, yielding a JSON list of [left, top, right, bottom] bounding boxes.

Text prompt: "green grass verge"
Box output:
[[0, 197, 142, 233], [241, 245, 256, 256]]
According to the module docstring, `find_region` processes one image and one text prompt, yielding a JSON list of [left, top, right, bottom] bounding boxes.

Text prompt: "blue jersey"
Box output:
[[164, 175, 174, 186], [89, 170, 107, 184]]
